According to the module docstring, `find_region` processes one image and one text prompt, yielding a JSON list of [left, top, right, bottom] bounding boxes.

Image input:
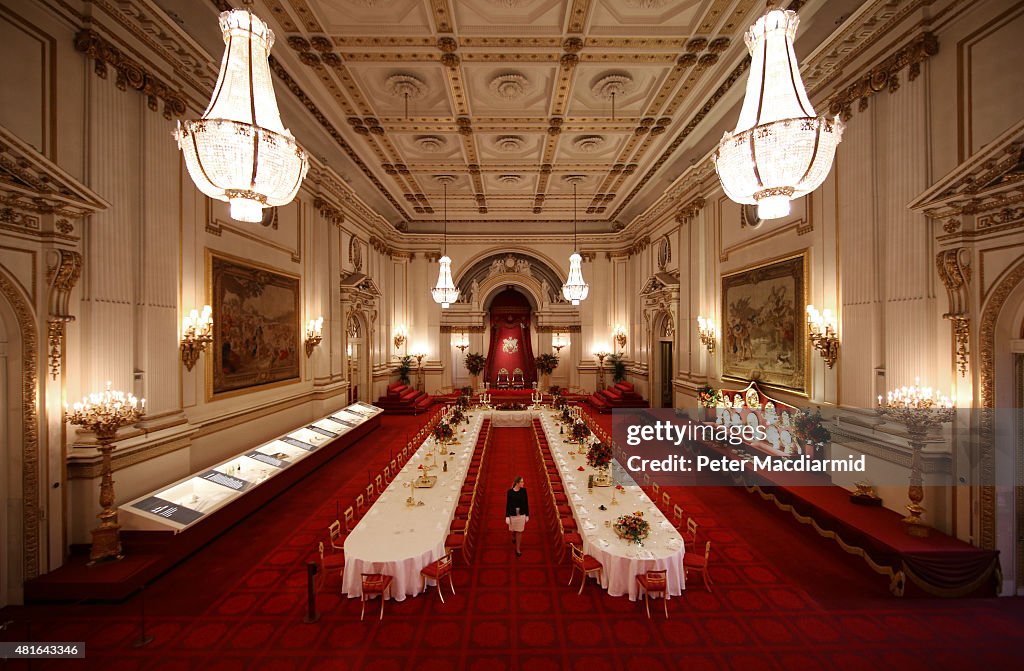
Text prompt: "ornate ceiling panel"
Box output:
[[250, 0, 811, 232]]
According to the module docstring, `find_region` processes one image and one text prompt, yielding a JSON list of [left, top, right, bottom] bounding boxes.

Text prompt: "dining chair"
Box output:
[[420, 551, 455, 603], [568, 544, 603, 595], [328, 520, 345, 552], [683, 541, 713, 592], [317, 541, 344, 592], [360, 573, 394, 620], [682, 517, 698, 549], [636, 569, 669, 618], [343, 506, 357, 532]]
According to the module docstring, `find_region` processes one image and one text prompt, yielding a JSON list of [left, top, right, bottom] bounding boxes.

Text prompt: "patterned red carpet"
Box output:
[[3, 415, 1024, 670]]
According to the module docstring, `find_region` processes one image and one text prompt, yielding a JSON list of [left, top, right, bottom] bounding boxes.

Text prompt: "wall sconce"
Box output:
[[304, 316, 324, 357], [393, 324, 408, 351], [552, 332, 568, 353], [696, 315, 716, 353], [612, 324, 628, 351], [180, 305, 213, 371], [806, 305, 839, 368], [454, 332, 470, 353]]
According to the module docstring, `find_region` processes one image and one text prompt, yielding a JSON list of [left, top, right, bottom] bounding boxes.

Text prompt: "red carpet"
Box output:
[[2, 414, 1024, 670]]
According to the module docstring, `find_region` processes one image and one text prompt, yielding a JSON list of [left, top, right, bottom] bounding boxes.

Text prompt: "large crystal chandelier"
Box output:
[[431, 177, 459, 308], [176, 7, 308, 223], [713, 6, 843, 220], [561, 179, 589, 306]]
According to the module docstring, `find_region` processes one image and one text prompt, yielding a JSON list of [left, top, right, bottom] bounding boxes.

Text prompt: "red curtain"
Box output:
[[485, 289, 536, 387]]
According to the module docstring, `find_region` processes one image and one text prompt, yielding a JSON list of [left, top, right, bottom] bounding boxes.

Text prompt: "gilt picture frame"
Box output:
[[208, 251, 301, 399], [720, 251, 809, 395]]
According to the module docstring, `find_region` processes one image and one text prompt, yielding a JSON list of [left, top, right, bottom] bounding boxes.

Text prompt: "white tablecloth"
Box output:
[[537, 412, 685, 600], [342, 413, 484, 601], [489, 409, 535, 427]]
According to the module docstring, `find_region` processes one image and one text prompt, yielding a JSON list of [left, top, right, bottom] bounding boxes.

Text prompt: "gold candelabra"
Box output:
[[594, 351, 609, 390], [179, 305, 213, 371], [696, 315, 716, 354], [552, 332, 567, 353], [65, 382, 145, 563], [454, 332, 469, 353], [877, 379, 955, 536], [304, 316, 323, 357], [806, 305, 839, 368], [413, 352, 427, 392]]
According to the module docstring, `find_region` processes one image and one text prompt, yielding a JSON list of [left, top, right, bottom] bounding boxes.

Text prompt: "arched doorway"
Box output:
[[346, 312, 371, 403], [979, 260, 1024, 594], [484, 288, 536, 389], [652, 311, 676, 408], [0, 269, 40, 607]]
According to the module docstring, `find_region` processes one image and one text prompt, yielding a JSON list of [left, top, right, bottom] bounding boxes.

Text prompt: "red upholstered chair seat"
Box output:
[[362, 574, 392, 595], [557, 505, 572, 516], [561, 518, 578, 530], [563, 532, 583, 545], [683, 554, 706, 569], [579, 555, 602, 571], [455, 505, 471, 517], [636, 573, 666, 591], [420, 560, 449, 580], [450, 518, 468, 532]]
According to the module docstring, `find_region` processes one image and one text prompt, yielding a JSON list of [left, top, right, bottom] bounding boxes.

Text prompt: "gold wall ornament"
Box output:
[[826, 32, 939, 122], [806, 305, 839, 368], [66, 382, 145, 563], [612, 324, 628, 351], [73, 29, 187, 119], [47, 321, 64, 381], [393, 325, 408, 351], [305, 316, 324, 357], [950, 316, 970, 377], [935, 248, 971, 377], [877, 380, 955, 537], [180, 305, 213, 371]]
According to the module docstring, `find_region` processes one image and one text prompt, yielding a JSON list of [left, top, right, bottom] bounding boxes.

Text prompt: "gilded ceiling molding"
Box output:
[[0, 268, 41, 580], [826, 32, 939, 122], [73, 29, 187, 119], [677, 196, 706, 222], [314, 197, 344, 226], [978, 258, 1024, 551]]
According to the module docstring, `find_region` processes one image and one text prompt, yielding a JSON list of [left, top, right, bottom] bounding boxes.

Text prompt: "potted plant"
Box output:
[[535, 353, 559, 392], [608, 353, 627, 383], [464, 352, 486, 391], [396, 355, 413, 385]]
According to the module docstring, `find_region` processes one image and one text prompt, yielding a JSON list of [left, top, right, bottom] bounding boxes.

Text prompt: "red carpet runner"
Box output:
[[2, 421, 1024, 670]]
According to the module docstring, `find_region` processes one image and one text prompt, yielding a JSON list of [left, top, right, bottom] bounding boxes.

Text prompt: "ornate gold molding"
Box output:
[[826, 32, 938, 121], [978, 259, 1024, 550], [936, 246, 972, 377], [45, 250, 82, 380], [73, 29, 187, 119], [676, 196, 706, 222], [47, 320, 64, 381], [314, 197, 344, 226], [0, 269, 40, 580]]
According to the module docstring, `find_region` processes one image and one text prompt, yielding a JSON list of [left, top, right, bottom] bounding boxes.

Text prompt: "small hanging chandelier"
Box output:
[[561, 178, 589, 306], [713, 5, 843, 220], [176, 5, 308, 223], [431, 177, 459, 309]]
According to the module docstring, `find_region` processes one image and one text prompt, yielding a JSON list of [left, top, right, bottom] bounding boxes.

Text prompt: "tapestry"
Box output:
[[210, 253, 300, 396], [721, 252, 807, 394]]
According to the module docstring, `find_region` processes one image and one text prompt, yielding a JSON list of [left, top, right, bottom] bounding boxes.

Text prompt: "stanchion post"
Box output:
[[304, 562, 320, 623]]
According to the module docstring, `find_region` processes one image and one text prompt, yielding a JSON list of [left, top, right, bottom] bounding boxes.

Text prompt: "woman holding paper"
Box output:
[[505, 476, 529, 557]]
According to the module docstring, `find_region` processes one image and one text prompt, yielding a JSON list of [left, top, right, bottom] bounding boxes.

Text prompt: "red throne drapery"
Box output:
[[485, 288, 536, 388]]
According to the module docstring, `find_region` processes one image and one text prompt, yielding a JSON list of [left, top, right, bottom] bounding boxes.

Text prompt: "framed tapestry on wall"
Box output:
[[721, 251, 809, 395], [208, 251, 301, 398]]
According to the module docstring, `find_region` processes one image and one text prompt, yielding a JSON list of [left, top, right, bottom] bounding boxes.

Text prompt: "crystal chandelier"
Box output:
[[562, 179, 589, 306], [431, 177, 459, 308], [176, 7, 308, 223], [713, 6, 843, 220]]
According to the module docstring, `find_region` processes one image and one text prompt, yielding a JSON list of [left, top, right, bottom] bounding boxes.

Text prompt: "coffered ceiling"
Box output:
[[173, 0, 851, 233]]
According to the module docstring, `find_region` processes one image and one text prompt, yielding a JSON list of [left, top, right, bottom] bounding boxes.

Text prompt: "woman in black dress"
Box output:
[[505, 476, 529, 557]]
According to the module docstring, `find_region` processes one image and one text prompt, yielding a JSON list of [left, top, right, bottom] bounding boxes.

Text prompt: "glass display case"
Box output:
[[120, 402, 382, 532]]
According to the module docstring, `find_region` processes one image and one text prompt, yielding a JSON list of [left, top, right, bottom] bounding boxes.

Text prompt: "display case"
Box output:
[[120, 402, 383, 532]]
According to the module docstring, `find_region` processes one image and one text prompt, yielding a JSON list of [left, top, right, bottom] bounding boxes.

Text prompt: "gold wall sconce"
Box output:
[[454, 332, 470, 353], [305, 316, 324, 357], [393, 324, 408, 351], [180, 305, 213, 371], [696, 315, 716, 353], [612, 324, 628, 351], [806, 305, 839, 368]]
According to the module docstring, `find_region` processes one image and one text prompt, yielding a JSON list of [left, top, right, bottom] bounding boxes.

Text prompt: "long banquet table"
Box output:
[[342, 411, 485, 601], [536, 411, 686, 600]]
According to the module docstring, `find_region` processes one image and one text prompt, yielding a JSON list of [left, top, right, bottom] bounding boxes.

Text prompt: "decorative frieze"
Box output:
[[826, 32, 939, 122], [74, 29, 187, 119]]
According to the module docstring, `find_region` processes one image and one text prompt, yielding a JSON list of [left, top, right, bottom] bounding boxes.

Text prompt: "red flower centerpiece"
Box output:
[[432, 421, 455, 444], [613, 511, 650, 545]]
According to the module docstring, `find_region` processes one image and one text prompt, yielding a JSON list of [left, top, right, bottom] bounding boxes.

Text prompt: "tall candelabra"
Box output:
[[877, 379, 954, 536], [413, 352, 427, 392], [65, 382, 145, 563], [594, 351, 609, 391]]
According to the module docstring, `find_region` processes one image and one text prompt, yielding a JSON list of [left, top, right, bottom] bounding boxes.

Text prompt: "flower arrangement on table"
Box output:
[[697, 384, 721, 408], [455, 393, 470, 411], [450, 407, 466, 425], [432, 421, 455, 444], [613, 511, 650, 545], [794, 408, 831, 459], [571, 419, 591, 444], [561, 406, 572, 423], [586, 442, 613, 469]]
